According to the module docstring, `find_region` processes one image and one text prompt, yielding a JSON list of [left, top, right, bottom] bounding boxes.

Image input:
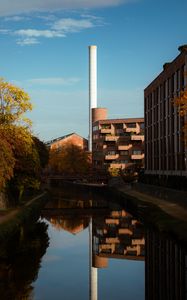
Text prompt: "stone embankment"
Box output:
[[108, 178, 187, 245]]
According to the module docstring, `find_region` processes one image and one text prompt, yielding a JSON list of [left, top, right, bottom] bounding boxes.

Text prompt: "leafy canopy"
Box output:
[[0, 78, 32, 126], [49, 143, 91, 175]]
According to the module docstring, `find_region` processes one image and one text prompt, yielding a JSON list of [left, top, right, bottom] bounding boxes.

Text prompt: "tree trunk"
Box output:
[[0, 191, 9, 209]]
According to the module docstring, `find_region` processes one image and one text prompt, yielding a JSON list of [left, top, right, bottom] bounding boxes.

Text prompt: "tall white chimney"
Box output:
[[89, 45, 97, 151]]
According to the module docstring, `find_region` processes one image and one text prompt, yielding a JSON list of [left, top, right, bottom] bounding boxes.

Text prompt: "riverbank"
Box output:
[[108, 180, 187, 246], [0, 191, 49, 242]]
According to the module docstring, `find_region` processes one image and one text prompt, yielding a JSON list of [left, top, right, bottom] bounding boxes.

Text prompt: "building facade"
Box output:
[[144, 45, 187, 186], [92, 108, 144, 173], [46, 132, 88, 151]]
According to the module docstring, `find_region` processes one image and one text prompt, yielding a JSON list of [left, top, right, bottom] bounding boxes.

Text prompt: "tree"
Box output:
[[174, 90, 187, 140], [0, 78, 44, 204], [33, 137, 49, 169], [0, 78, 32, 126], [0, 78, 33, 191], [0, 133, 15, 189], [49, 143, 91, 176]]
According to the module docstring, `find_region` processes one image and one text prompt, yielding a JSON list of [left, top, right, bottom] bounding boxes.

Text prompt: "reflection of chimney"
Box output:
[[93, 254, 108, 268], [89, 218, 98, 300], [89, 45, 97, 151]]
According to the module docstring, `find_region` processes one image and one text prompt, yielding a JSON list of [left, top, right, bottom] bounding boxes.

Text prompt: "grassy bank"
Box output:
[[0, 191, 49, 248]]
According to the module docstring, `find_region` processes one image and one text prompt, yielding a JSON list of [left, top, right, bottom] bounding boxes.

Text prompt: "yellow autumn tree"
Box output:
[[174, 89, 187, 140], [49, 143, 91, 176], [0, 78, 45, 203], [0, 77, 32, 126]]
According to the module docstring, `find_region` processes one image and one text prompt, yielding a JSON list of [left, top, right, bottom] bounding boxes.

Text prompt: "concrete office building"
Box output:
[[144, 45, 187, 187]]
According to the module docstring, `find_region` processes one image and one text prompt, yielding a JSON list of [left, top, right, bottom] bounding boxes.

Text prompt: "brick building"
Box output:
[[144, 45, 187, 187], [92, 108, 144, 173], [46, 132, 88, 151]]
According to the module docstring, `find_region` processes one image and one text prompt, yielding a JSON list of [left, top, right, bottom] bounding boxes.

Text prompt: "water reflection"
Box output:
[[1, 187, 187, 299], [0, 221, 49, 300], [145, 229, 187, 300], [42, 187, 187, 300], [42, 187, 145, 300]]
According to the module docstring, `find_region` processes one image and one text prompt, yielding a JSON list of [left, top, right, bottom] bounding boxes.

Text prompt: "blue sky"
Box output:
[[0, 0, 187, 141]]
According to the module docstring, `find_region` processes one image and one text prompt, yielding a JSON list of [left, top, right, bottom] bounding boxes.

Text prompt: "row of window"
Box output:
[[106, 150, 142, 155], [93, 123, 144, 132]]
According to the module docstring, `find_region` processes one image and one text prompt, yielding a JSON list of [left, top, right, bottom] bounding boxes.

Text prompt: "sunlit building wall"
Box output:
[[144, 45, 187, 186], [46, 132, 88, 151], [92, 108, 144, 173]]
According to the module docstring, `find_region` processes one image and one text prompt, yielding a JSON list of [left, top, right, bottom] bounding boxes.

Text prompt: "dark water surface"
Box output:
[[0, 185, 186, 299]]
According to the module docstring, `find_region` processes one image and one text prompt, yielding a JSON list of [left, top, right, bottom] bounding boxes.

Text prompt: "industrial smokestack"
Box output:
[[89, 45, 97, 151]]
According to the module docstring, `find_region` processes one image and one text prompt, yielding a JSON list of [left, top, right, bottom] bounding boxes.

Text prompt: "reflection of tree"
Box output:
[[0, 221, 49, 300], [47, 216, 89, 234]]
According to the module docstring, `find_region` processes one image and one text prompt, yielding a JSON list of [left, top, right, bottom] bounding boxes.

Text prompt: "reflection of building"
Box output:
[[144, 45, 187, 186], [92, 108, 144, 173], [145, 229, 187, 300], [46, 132, 88, 151], [93, 209, 145, 263]]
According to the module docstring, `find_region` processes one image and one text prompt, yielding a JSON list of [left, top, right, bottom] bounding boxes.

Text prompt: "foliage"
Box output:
[[108, 167, 120, 177], [0, 132, 15, 188], [174, 90, 187, 117], [0, 78, 32, 126], [33, 136, 49, 168], [0, 78, 46, 203], [9, 143, 41, 201], [0, 78, 33, 192], [174, 90, 187, 140], [49, 143, 91, 175]]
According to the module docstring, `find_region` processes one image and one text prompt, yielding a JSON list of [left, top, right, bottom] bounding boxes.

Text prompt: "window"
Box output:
[[93, 125, 99, 131], [101, 124, 111, 129], [114, 123, 123, 129], [127, 123, 136, 128], [140, 123, 144, 129], [107, 151, 116, 155], [132, 150, 142, 155], [120, 150, 129, 155]]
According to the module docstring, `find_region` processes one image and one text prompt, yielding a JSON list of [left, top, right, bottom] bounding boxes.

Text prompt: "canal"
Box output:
[[0, 185, 186, 299]]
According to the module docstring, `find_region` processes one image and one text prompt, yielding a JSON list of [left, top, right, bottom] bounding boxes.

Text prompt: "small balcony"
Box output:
[[131, 135, 144, 141], [131, 154, 144, 160], [105, 135, 119, 141], [100, 128, 112, 134], [110, 163, 127, 169], [105, 154, 119, 160], [126, 127, 137, 133], [118, 144, 132, 150]]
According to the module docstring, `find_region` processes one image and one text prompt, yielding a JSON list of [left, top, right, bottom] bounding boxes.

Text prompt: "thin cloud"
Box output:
[[2, 16, 102, 45], [4, 15, 27, 21], [52, 18, 94, 32], [16, 37, 40, 46], [27, 77, 81, 85], [0, 29, 10, 33], [0, 0, 129, 16], [15, 28, 65, 38]]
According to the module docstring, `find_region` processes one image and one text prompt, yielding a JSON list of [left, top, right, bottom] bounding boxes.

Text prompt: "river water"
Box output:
[[0, 185, 187, 300]]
